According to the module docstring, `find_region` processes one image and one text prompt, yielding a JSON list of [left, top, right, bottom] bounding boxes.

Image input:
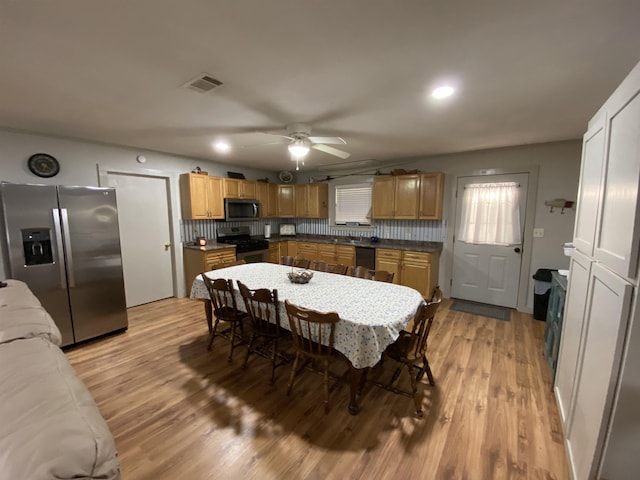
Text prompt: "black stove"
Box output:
[[217, 226, 268, 253]]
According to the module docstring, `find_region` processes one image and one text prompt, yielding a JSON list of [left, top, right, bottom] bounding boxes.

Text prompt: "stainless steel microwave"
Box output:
[[224, 198, 260, 221]]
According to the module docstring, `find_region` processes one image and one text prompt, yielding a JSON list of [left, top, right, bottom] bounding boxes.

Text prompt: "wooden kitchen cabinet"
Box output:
[[278, 185, 295, 217], [268, 241, 279, 263], [394, 174, 420, 219], [297, 242, 319, 263], [179, 173, 224, 220], [256, 182, 277, 218], [316, 244, 355, 267], [286, 241, 297, 258], [268, 183, 278, 217], [371, 174, 420, 219], [372, 176, 395, 219], [307, 183, 328, 218], [376, 248, 439, 298], [401, 251, 435, 298], [294, 184, 307, 218], [294, 183, 328, 218], [372, 172, 443, 220], [418, 172, 444, 220], [269, 241, 290, 263], [223, 178, 256, 199], [183, 247, 236, 295], [375, 249, 401, 283]]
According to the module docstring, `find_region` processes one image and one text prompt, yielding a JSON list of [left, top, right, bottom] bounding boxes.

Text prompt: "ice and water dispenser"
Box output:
[[21, 229, 54, 266]]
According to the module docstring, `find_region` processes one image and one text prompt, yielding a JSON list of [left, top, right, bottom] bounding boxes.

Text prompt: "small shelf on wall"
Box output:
[[545, 199, 575, 214]]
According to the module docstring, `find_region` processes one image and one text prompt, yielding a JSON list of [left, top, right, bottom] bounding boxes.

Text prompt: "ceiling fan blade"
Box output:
[[262, 131, 294, 141], [238, 140, 288, 149], [308, 136, 346, 145], [312, 144, 351, 159]]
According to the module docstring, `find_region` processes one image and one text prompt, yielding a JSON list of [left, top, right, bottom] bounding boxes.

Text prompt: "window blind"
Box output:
[[335, 184, 372, 225]]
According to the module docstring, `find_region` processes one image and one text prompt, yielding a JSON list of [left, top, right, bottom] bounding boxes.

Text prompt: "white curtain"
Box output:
[[458, 182, 522, 245]]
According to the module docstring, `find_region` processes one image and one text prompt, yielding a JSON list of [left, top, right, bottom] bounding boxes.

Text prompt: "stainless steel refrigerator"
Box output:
[[0, 183, 128, 346]]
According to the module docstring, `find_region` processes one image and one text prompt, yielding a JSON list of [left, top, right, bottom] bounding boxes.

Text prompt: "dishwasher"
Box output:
[[355, 246, 376, 270]]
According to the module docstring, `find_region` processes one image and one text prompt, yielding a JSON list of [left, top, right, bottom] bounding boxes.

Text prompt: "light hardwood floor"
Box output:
[[65, 297, 569, 480]]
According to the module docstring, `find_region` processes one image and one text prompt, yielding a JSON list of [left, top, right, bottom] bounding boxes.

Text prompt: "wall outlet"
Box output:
[[533, 228, 545, 238]]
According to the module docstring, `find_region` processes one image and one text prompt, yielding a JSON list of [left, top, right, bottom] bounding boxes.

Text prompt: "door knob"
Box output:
[[164, 242, 172, 251], [514, 247, 521, 253]]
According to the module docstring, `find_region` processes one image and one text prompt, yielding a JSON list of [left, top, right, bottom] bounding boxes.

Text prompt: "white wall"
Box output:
[[0, 129, 277, 295], [302, 140, 582, 311]]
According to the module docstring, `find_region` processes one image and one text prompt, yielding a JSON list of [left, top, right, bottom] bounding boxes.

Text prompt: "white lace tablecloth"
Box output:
[[190, 262, 424, 369]]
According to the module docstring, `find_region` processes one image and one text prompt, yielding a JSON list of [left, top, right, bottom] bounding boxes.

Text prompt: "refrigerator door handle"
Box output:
[[60, 208, 76, 288], [52, 208, 68, 289]]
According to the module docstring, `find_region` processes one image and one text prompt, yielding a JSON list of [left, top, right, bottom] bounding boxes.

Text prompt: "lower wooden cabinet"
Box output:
[[296, 242, 319, 263], [268, 241, 289, 263], [183, 247, 236, 296], [374, 249, 401, 282], [317, 244, 355, 268], [376, 248, 439, 298]]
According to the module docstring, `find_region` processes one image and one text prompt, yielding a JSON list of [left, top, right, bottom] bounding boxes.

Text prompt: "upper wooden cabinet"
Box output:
[[255, 182, 279, 218], [267, 183, 278, 217], [394, 174, 420, 219], [294, 184, 307, 218], [277, 185, 295, 217], [179, 173, 224, 220], [371, 176, 395, 218], [294, 183, 328, 218], [418, 172, 444, 220], [223, 178, 257, 199], [308, 183, 328, 218], [372, 172, 444, 220]]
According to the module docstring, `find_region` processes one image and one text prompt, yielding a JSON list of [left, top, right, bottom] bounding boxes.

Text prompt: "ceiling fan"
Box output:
[[258, 123, 351, 160]]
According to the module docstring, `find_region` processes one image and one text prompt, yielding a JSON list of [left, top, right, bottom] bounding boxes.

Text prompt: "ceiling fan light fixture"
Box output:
[[432, 85, 455, 99], [288, 138, 310, 158], [213, 141, 231, 153]]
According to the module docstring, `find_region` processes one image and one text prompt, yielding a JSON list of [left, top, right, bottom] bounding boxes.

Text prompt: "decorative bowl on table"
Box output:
[[287, 270, 314, 284]]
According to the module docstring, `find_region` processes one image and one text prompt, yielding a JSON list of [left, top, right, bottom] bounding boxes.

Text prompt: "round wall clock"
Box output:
[[27, 153, 60, 178], [279, 170, 293, 183]]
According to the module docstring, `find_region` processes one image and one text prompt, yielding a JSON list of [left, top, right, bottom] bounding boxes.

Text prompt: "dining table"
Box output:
[[189, 262, 425, 414]]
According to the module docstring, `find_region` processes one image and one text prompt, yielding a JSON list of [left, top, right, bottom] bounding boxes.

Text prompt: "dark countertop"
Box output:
[[183, 242, 237, 252], [261, 234, 443, 253]]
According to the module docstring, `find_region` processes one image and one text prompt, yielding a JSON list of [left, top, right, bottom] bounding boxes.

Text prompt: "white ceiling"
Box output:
[[1, 1, 639, 172]]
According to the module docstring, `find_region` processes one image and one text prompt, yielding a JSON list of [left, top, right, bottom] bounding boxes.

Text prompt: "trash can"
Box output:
[[532, 268, 556, 321]]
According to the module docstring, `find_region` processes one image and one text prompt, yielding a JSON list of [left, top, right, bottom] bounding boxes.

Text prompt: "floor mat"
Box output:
[[450, 299, 511, 321]]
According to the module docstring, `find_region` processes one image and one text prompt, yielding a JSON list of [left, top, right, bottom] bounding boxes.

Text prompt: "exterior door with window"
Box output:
[[451, 173, 528, 308]]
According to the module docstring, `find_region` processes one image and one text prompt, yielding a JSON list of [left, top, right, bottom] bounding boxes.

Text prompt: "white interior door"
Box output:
[[451, 173, 528, 308], [107, 173, 174, 307]]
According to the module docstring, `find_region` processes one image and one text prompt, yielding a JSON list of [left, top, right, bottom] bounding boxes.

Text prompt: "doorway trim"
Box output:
[[444, 166, 539, 313], [97, 165, 185, 298]]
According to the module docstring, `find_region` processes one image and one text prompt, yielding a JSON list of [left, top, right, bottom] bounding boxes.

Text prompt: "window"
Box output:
[[458, 182, 521, 245], [334, 183, 373, 225]]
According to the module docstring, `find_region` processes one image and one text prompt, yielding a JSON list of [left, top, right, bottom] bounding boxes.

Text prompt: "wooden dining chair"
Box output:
[[200, 274, 247, 361], [351, 266, 394, 283], [280, 256, 311, 269], [382, 299, 441, 417], [312, 261, 348, 275], [284, 300, 340, 413], [237, 281, 288, 384]]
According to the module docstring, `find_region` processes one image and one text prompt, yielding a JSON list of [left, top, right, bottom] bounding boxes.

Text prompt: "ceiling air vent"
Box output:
[[183, 73, 223, 93]]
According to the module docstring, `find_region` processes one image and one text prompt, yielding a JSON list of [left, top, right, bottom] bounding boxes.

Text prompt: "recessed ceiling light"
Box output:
[[432, 85, 455, 99], [213, 141, 230, 153]]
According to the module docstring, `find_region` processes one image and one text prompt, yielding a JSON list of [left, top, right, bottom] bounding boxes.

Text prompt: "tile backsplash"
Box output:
[[181, 218, 447, 243]]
